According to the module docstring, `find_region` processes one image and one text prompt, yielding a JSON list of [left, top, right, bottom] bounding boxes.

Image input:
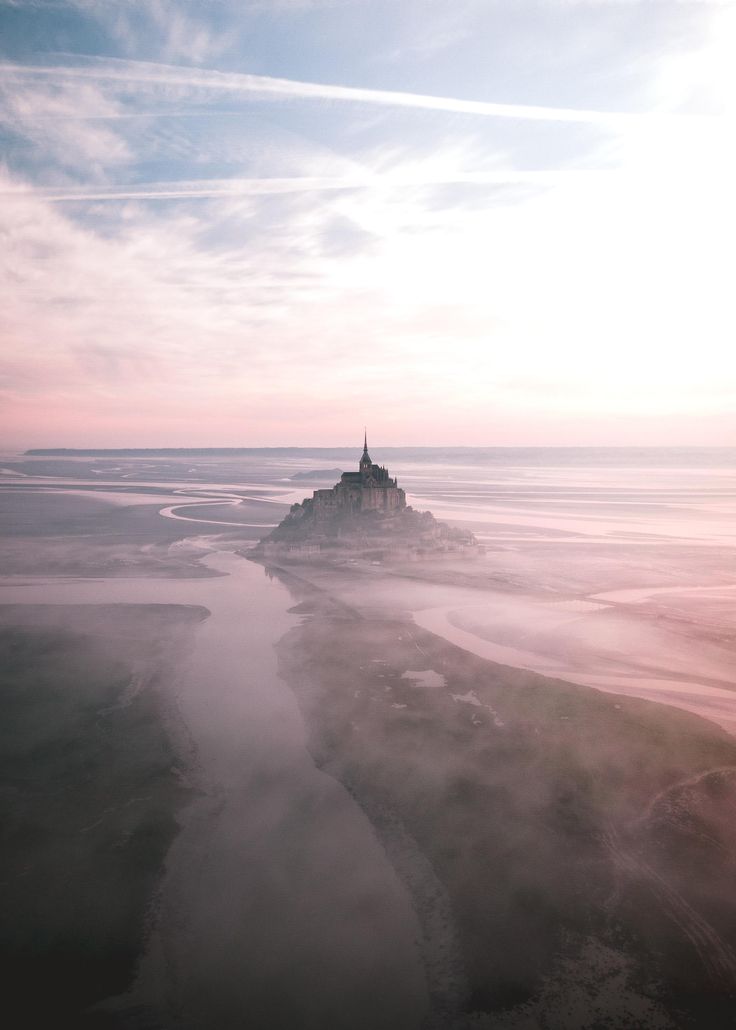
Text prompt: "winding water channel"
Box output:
[[0, 543, 427, 1029]]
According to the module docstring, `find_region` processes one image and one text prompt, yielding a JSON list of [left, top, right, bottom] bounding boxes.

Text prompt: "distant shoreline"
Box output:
[[21, 445, 736, 467]]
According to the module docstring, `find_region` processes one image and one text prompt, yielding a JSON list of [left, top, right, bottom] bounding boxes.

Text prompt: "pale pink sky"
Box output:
[[1, 1, 734, 449]]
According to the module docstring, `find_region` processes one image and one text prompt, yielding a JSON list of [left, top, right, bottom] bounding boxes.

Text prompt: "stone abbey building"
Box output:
[[311, 434, 406, 519], [255, 435, 478, 562]]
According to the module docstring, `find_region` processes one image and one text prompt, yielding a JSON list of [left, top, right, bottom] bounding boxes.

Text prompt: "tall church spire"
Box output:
[[360, 428, 372, 471]]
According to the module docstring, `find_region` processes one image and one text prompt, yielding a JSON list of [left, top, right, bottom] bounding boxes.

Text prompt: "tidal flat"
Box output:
[[1, 449, 735, 1029]]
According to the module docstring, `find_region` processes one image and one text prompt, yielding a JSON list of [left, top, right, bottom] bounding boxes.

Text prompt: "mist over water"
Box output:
[[1, 447, 735, 1028], [1, 546, 427, 1029]]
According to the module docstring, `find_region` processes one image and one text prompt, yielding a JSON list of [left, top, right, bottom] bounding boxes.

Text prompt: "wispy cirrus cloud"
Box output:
[[0, 79, 133, 173], [89, 0, 236, 65], [2, 0, 734, 446]]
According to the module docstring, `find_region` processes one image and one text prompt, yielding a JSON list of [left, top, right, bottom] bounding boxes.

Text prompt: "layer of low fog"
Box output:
[[2, 452, 735, 1028]]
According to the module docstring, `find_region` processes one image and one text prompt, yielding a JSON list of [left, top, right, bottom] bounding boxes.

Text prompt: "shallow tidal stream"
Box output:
[[0, 545, 428, 1029]]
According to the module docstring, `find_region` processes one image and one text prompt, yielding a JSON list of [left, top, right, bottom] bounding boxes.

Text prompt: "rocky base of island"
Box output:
[[254, 504, 480, 564]]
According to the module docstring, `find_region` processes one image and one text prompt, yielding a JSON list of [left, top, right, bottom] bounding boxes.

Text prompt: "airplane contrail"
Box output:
[[1, 170, 626, 203], [0, 56, 669, 126]]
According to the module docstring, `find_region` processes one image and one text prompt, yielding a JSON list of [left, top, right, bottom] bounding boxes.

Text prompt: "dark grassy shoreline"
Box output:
[[0, 604, 206, 1030], [22, 446, 736, 467]]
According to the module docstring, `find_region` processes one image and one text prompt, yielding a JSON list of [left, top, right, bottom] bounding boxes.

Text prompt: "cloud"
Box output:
[[0, 79, 133, 174], [2, 147, 734, 448], [2, 148, 732, 395], [1, 0, 733, 446], [28, 0, 238, 65], [0, 56, 698, 126]]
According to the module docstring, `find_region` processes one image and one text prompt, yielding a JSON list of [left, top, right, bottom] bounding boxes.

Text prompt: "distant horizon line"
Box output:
[[20, 445, 735, 456]]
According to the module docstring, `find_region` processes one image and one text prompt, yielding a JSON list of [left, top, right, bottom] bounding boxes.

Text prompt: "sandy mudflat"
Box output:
[[269, 548, 736, 736]]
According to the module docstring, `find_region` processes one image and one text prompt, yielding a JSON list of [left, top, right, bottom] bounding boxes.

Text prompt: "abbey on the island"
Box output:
[[311, 433, 406, 519], [254, 432, 479, 562]]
